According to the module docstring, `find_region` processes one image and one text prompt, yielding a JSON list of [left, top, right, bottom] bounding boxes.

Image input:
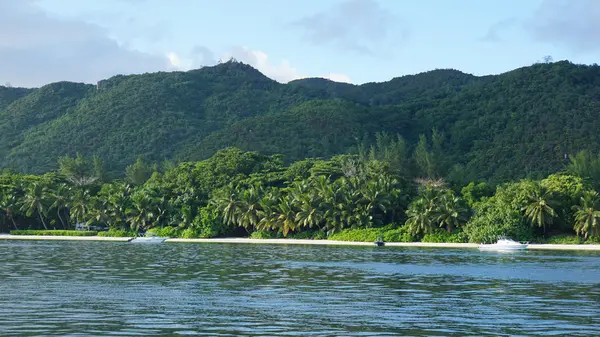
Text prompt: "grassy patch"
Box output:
[[383, 227, 416, 242], [97, 229, 137, 237], [249, 230, 275, 239], [586, 236, 600, 244], [545, 234, 584, 244], [10, 230, 98, 236], [420, 230, 468, 243], [328, 228, 383, 242], [147, 226, 181, 238]]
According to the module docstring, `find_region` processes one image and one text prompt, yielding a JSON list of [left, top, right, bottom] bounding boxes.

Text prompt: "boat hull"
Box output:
[[478, 245, 527, 251], [130, 237, 167, 244]]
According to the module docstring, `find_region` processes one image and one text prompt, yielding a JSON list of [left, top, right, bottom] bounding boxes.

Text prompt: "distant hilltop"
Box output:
[[1, 59, 599, 183]]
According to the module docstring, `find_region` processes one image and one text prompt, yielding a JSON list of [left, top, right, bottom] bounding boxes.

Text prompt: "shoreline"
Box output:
[[1, 235, 600, 251], [0, 234, 132, 242]]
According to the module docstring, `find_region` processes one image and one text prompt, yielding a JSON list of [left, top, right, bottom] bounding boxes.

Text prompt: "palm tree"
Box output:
[[213, 184, 242, 228], [126, 192, 155, 232], [257, 189, 280, 232], [360, 177, 394, 226], [20, 183, 49, 230], [319, 180, 349, 235], [572, 191, 600, 239], [523, 185, 556, 235], [436, 192, 468, 232], [48, 184, 70, 229], [236, 184, 263, 230], [405, 184, 446, 235], [69, 189, 91, 226], [405, 197, 435, 235], [294, 192, 324, 230], [87, 197, 111, 228], [566, 150, 600, 191], [274, 196, 297, 237], [105, 183, 133, 229], [0, 194, 19, 230], [153, 196, 171, 228]]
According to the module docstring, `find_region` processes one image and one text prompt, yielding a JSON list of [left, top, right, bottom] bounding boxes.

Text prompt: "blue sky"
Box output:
[[1, 0, 599, 86]]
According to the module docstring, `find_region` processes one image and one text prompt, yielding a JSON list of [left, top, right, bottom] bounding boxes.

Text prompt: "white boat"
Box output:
[[130, 233, 167, 244], [478, 238, 528, 251]]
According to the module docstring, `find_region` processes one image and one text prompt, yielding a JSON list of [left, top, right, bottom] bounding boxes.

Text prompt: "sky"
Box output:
[[1, 0, 599, 87]]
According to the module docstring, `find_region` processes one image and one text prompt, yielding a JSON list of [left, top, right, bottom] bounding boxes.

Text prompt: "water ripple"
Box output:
[[0, 241, 599, 336]]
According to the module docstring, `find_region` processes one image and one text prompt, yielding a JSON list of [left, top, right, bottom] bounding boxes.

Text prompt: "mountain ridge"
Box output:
[[1, 60, 599, 183]]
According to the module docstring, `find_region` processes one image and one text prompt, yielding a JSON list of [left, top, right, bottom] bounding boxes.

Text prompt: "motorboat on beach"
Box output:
[[129, 232, 167, 244], [478, 238, 528, 251]]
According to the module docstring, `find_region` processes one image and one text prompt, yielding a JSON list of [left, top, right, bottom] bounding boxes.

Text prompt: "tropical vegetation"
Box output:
[[2, 144, 600, 244]]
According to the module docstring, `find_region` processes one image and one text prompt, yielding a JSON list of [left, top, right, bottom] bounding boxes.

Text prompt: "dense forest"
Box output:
[[1, 60, 600, 184], [1, 145, 600, 243]]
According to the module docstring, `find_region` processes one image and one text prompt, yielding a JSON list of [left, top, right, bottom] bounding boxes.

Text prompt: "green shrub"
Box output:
[[250, 230, 274, 239], [383, 227, 416, 242], [464, 193, 534, 243], [545, 234, 584, 244], [179, 228, 200, 239], [585, 236, 600, 244], [10, 230, 98, 236], [328, 228, 383, 242], [189, 205, 226, 238], [147, 226, 180, 238], [313, 231, 327, 240], [421, 229, 468, 243], [98, 229, 137, 237], [287, 230, 314, 239]]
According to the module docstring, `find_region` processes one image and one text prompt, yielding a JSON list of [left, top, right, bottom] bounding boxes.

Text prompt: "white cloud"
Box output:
[[323, 73, 352, 83], [222, 46, 304, 83], [166, 51, 189, 70], [291, 0, 406, 56], [528, 0, 600, 52], [0, 0, 168, 87], [0, 1, 352, 87], [221, 46, 352, 84]]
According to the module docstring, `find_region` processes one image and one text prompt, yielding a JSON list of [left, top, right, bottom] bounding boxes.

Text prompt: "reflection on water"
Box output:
[[0, 241, 599, 336]]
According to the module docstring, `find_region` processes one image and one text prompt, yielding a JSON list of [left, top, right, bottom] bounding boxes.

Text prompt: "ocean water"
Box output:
[[0, 241, 599, 336]]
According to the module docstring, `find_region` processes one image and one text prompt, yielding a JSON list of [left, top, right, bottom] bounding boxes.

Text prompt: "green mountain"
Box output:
[[1, 60, 599, 183]]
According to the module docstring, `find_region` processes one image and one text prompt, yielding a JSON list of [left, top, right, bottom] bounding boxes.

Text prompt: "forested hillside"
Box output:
[[1, 60, 599, 183]]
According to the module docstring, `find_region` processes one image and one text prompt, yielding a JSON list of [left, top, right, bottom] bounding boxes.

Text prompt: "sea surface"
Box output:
[[0, 241, 599, 336]]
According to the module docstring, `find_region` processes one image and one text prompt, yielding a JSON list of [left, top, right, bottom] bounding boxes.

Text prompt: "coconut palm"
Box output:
[[360, 176, 394, 226], [405, 184, 445, 235], [20, 183, 49, 230], [572, 191, 600, 239], [523, 185, 556, 235], [68, 189, 91, 225], [87, 197, 111, 227], [48, 184, 71, 229], [126, 192, 156, 232], [319, 180, 350, 235], [213, 184, 242, 228], [405, 197, 435, 235], [257, 189, 280, 232], [236, 184, 263, 230], [0, 193, 19, 230], [436, 192, 468, 232], [294, 192, 324, 230], [274, 196, 298, 237]]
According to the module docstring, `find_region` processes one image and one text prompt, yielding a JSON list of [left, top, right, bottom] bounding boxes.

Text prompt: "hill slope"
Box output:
[[1, 60, 599, 182]]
